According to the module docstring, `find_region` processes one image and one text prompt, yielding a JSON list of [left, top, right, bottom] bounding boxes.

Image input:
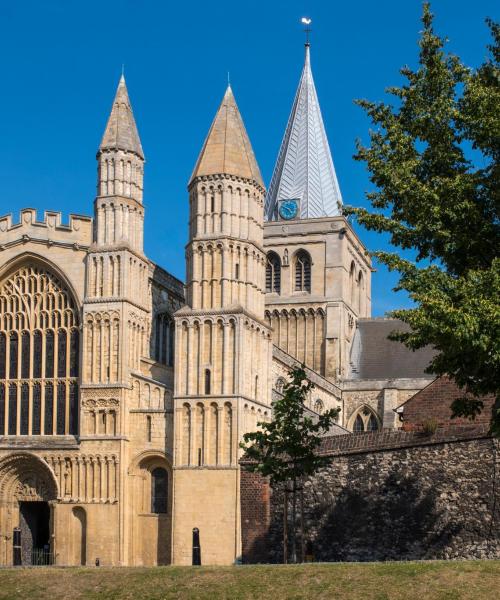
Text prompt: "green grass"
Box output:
[[0, 561, 499, 600]]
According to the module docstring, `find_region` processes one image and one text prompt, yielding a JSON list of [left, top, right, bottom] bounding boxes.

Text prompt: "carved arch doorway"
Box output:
[[0, 453, 58, 566]]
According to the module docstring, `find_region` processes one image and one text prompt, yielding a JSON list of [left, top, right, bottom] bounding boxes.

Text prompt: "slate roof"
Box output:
[[349, 319, 435, 380], [264, 44, 343, 221], [99, 75, 144, 159], [189, 85, 263, 187]]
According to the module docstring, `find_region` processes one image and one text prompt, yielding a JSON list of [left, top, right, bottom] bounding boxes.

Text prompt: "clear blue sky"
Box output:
[[0, 1, 497, 315]]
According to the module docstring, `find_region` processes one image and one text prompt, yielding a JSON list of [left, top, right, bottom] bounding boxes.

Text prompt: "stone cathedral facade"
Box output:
[[0, 44, 434, 566]]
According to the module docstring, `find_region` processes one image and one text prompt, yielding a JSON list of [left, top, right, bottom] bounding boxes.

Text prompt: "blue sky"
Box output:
[[0, 0, 497, 315]]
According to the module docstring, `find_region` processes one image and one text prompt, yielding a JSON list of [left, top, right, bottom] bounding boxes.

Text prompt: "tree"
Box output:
[[344, 3, 500, 433], [240, 366, 340, 563]]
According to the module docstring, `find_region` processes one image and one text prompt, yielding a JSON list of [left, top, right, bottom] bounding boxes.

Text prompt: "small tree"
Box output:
[[240, 366, 340, 563]]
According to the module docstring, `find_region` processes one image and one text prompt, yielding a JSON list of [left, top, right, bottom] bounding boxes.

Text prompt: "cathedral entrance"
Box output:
[[19, 501, 51, 565], [0, 453, 58, 566]]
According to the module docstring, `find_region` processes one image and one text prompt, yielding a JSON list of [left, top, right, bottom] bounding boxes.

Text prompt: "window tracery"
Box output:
[[351, 407, 380, 432], [0, 264, 80, 436]]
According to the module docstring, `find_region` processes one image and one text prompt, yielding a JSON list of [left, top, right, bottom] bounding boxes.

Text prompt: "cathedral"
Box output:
[[0, 42, 434, 566]]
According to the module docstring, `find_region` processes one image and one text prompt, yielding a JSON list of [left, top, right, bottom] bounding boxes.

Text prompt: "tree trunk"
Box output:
[[283, 487, 288, 564], [300, 483, 305, 563], [291, 478, 297, 564]]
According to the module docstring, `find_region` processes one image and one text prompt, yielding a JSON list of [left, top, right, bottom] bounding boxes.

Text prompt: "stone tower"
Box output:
[[172, 86, 273, 565], [263, 43, 371, 380], [82, 75, 150, 564]]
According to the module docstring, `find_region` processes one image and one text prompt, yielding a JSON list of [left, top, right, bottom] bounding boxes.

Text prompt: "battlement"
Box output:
[[0, 208, 93, 250]]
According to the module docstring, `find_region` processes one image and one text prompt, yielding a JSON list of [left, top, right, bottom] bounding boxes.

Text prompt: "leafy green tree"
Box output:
[[345, 3, 500, 433], [240, 366, 340, 563]]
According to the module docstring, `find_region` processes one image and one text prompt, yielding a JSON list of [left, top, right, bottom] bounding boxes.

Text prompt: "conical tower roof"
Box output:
[[264, 45, 342, 221], [190, 85, 263, 187], [99, 75, 144, 159]]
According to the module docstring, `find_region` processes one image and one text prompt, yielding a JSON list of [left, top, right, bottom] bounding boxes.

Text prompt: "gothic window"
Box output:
[[21, 332, 30, 379], [0, 264, 80, 436], [57, 382, 66, 435], [0, 383, 5, 435], [32, 383, 41, 435], [20, 383, 29, 435], [45, 330, 54, 378], [351, 407, 380, 433], [353, 414, 364, 432], [44, 382, 54, 435], [70, 329, 79, 377], [266, 252, 281, 294], [151, 467, 168, 514], [69, 382, 79, 435], [154, 313, 174, 367], [57, 329, 67, 378], [8, 383, 17, 435], [295, 251, 311, 292], [275, 377, 285, 393], [367, 414, 378, 431], [9, 332, 18, 379], [33, 331, 42, 378], [314, 399, 324, 415]]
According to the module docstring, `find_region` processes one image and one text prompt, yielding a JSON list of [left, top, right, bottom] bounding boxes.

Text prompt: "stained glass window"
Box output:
[[266, 252, 281, 294], [0, 332, 6, 379], [295, 251, 311, 292], [353, 414, 364, 432], [69, 382, 78, 435], [70, 329, 79, 377]]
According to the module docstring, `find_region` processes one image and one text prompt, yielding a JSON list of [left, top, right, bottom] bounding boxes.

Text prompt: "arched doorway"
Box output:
[[128, 452, 172, 566], [0, 453, 58, 566]]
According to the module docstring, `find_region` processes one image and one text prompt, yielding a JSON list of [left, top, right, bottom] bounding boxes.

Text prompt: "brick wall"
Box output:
[[240, 428, 500, 563], [400, 377, 495, 430]]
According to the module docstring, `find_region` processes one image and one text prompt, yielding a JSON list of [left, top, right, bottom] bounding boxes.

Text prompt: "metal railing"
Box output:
[[31, 548, 54, 566]]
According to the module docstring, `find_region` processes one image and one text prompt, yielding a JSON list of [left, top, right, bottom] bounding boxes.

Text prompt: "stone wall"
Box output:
[[240, 426, 500, 563]]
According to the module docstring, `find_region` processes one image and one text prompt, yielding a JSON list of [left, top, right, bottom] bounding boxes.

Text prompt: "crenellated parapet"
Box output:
[[0, 208, 92, 251]]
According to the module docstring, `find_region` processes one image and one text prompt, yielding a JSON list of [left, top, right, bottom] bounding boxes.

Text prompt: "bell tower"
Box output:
[[172, 86, 272, 565]]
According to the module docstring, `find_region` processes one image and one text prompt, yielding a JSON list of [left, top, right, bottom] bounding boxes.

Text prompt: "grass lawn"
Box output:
[[0, 561, 498, 600]]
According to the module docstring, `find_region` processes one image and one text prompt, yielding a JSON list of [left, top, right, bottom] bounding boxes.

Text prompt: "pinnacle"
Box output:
[[190, 85, 263, 187], [99, 75, 144, 159]]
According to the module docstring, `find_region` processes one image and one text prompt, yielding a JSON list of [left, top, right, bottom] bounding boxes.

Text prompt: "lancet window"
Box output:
[[154, 312, 174, 367], [352, 407, 380, 433], [0, 264, 80, 436], [295, 251, 311, 292], [265, 252, 281, 294], [151, 467, 168, 514]]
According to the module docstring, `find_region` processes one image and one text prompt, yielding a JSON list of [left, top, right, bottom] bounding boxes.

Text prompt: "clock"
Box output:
[[279, 199, 299, 220]]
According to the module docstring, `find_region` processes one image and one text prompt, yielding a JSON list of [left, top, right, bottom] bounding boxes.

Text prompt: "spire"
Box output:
[[190, 85, 263, 187], [264, 44, 342, 221], [99, 74, 144, 159]]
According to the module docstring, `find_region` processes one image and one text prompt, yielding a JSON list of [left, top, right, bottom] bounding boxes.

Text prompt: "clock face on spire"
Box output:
[[279, 199, 299, 220]]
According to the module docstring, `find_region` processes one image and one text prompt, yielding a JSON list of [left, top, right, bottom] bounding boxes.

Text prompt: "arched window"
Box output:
[[204, 369, 211, 395], [154, 312, 174, 367], [266, 252, 281, 294], [314, 399, 324, 415], [351, 407, 380, 433], [295, 251, 311, 292], [349, 262, 356, 307], [275, 377, 285, 394], [353, 414, 364, 432], [151, 467, 168, 514], [0, 264, 80, 436]]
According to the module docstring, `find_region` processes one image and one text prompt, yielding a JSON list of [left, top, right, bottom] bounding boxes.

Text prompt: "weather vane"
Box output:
[[301, 17, 312, 46]]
